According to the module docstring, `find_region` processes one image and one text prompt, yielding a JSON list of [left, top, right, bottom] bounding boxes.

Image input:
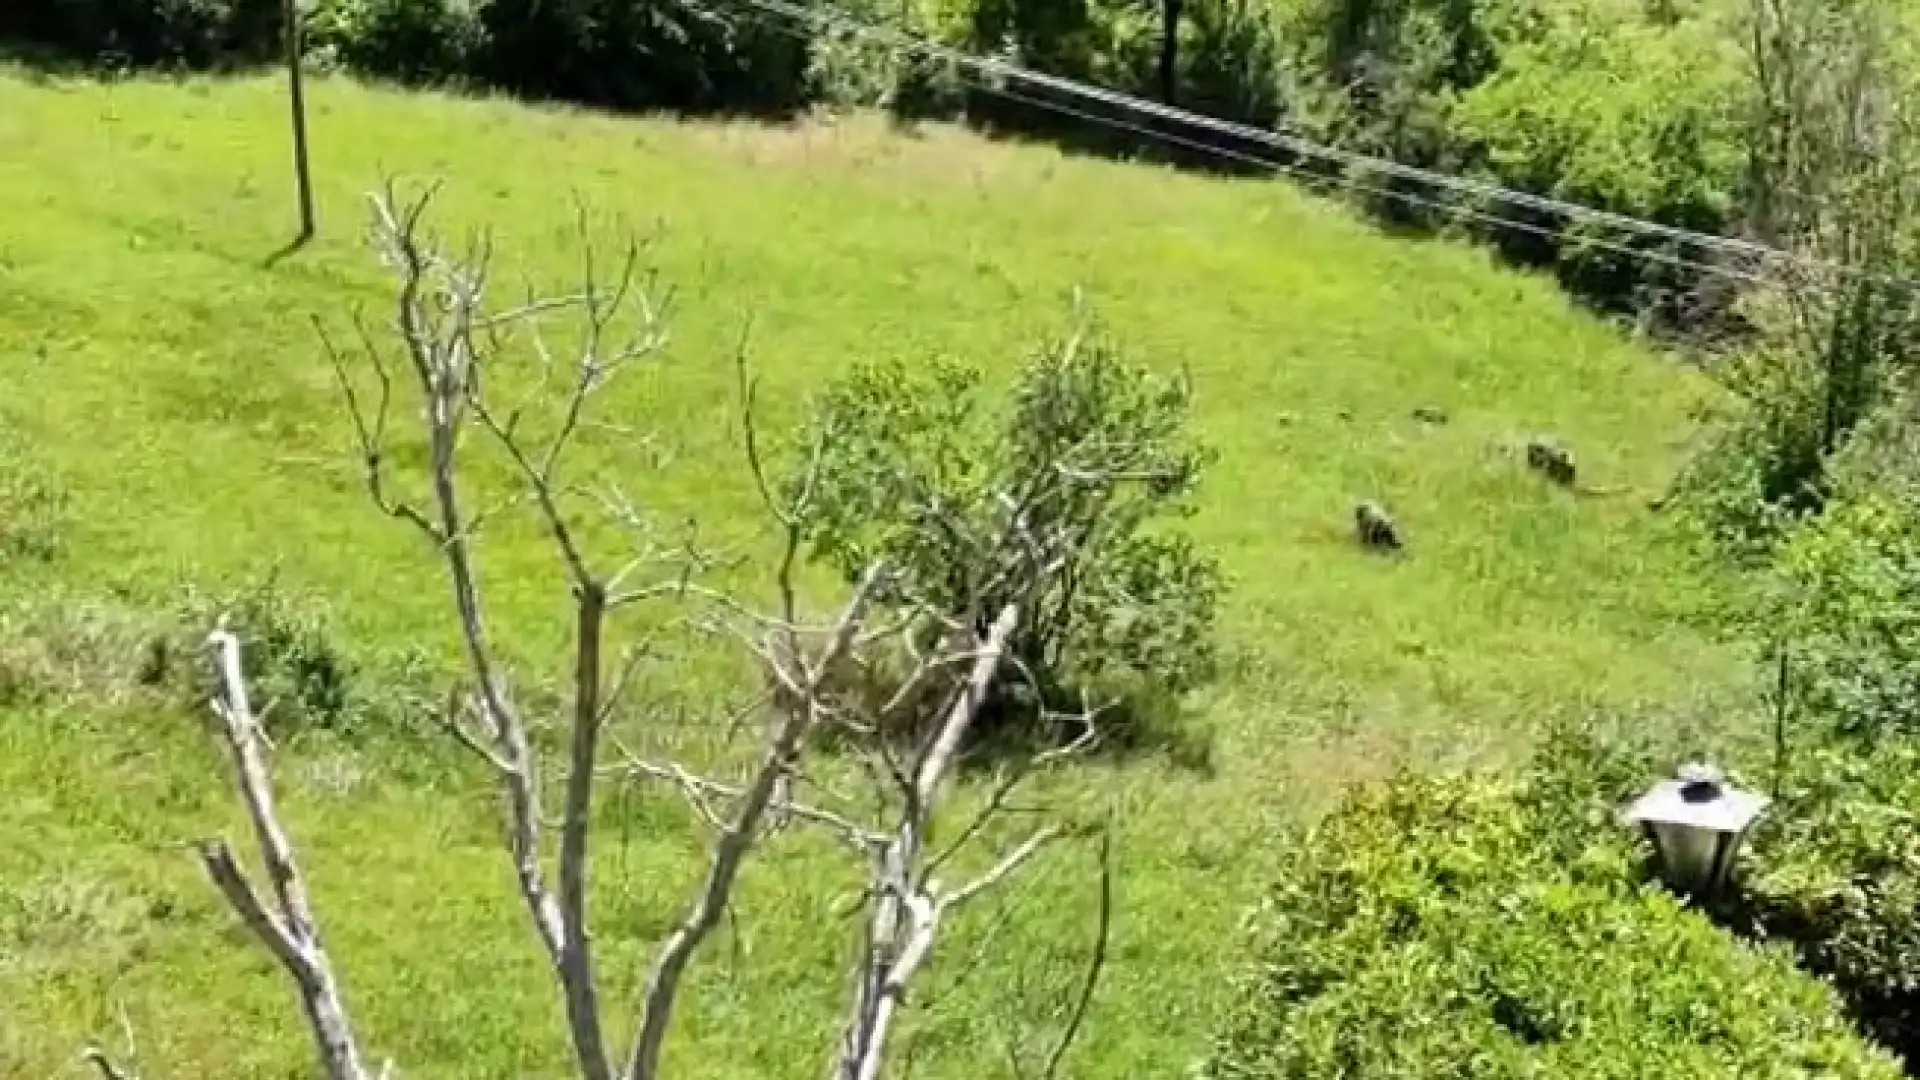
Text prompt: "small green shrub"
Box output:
[[157, 572, 357, 735], [1204, 751, 1903, 1079], [140, 571, 432, 740], [1670, 342, 1831, 565], [792, 315, 1221, 743]]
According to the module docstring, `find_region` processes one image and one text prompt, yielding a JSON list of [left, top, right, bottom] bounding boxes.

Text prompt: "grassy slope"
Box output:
[[0, 72, 1747, 1078]]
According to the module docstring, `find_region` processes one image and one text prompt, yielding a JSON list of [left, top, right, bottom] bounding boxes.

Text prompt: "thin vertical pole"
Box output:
[[286, 0, 315, 241], [1771, 646, 1791, 800], [1158, 0, 1181, 105]]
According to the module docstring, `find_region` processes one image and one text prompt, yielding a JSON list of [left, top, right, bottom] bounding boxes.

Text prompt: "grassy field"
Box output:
[[0, 70, 1752, 1079]]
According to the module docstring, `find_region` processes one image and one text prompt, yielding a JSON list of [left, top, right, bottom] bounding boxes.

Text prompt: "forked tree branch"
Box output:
[[200, 630, 375, 1080], [625, 564, 888, 1080], [333, 179, 678, 1080], [833, 604, 1044, 1080]]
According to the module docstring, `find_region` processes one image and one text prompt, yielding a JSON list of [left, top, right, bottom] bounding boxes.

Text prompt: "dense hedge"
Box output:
[[1739, 737, 1920, 1060], [0, 0, 283, 68], [1710, 428, 1920, 1058], [1203, 747, 1905, 1079]]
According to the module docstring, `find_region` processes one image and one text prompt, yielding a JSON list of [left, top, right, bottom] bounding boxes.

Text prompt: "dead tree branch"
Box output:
[[200, 630, 374, 1080], [830, 603, 1075, 1080], [327, 180, 678, 1080], [625, 564, 887, 1080]]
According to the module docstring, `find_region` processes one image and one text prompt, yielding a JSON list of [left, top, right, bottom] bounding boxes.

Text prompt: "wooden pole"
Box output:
[[1158, 0, 1181, 105], [285, 0, 315, 240]]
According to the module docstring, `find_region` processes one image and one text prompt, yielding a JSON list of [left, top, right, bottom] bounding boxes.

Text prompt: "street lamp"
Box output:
[[1621, 762, 1769, 902]]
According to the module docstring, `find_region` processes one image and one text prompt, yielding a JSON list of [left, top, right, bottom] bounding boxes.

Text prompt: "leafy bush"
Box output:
[[1671, 339, 1833, 564], [1765, 477, 1920, 737], [1737, 737, 1920, 1059], [1687, 401, 1920, 1057], [1449, 3, 1745, 310], [1204, 754, 1904, 1079], [136, 571, 431, 740], [155, 572, 358, 735], [792, 317, 1222, 739]]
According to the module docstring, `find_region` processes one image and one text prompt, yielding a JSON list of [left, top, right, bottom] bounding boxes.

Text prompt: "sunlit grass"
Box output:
[[0, 70, 1750, 1079]]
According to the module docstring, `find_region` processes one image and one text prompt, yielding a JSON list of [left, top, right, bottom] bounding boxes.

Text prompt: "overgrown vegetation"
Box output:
[[1205, 731, 1904, 1079], [1673, 0, 1920, 553], [793, 320, 1221, 747], [1739, 738, 1920, 1061], [1699, 417, 1920, 1060]]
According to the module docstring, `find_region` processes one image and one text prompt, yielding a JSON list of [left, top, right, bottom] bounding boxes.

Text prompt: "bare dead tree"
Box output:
[[174, 178, 1109, 1080]]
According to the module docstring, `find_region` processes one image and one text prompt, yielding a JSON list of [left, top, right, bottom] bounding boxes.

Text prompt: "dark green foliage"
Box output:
[[475, 0, 813, 113], [308, 0, 481, 85], [1204, 745, 1903, 1079], [1173, 0, 1283, 129], [140, 571, 434, 740], [1681, 420, 1920, 1058], [1672, 353, 1828, 564], [793, 318, 1222, 739], [1272, 0, 1498, 169], [1737, 738, 1920, 1059], [0, 0, 282, 68], [1448, 7, 1745, 315], [1763, 474, 1920, 737], [161, 572, 357, 735]]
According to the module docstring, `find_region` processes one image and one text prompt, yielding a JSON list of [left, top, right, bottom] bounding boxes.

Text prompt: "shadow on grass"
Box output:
[[953, 680, 1218, 778], [795, 665, 1218, 780], [263, 229, 314, 268]]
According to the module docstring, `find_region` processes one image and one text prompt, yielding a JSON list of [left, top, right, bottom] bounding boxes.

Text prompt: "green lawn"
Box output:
[[0, 70, 1750, 1079]]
